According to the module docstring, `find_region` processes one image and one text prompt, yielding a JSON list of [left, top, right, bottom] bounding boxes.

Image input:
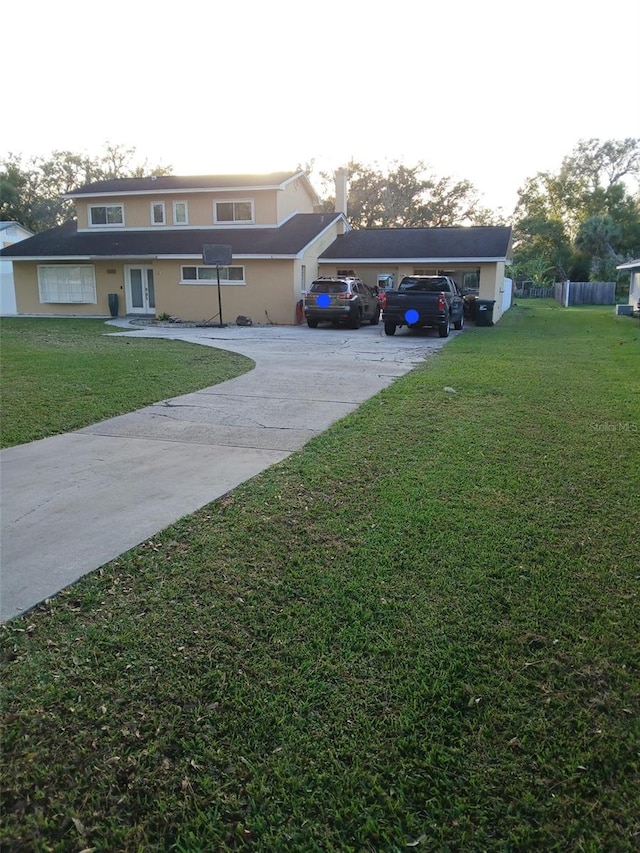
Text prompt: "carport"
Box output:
[[317, 226, 513, 324]]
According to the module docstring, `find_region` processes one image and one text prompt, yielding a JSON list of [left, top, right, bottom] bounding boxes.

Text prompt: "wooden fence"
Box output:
[[514, 281, 617, 304], [554, 281, 616, 306]]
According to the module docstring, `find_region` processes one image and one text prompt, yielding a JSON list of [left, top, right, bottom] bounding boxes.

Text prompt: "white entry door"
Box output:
[[125, 266, 156, 314]]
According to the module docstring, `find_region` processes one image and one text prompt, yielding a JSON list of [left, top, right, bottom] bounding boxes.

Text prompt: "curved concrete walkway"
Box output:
[[0, 321, 459, 622]]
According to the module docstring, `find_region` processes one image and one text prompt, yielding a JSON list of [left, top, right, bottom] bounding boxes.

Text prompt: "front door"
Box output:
[[125, 266, 156, 314]]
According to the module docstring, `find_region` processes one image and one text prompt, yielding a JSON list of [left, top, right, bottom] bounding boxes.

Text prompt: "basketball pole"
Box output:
[[202, 243, 232, 328], [216, 264, 224, 328]]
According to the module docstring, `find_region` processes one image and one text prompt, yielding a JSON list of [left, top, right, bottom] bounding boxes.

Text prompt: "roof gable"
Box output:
[[0, 221, 34, 239]]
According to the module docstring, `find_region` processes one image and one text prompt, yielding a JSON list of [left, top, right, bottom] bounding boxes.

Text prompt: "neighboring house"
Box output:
[[0, 170, 513, 324], [616, 258, 640, 311], [0, 222, 34, 315], [317, 225, 513, 324], [0, 172, 347, 325]]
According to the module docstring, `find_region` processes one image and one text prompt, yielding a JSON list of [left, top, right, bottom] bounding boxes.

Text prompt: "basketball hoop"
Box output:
[[202, 244, 232, 327]]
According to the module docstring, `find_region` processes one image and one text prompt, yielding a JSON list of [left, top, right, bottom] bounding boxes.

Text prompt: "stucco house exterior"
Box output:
[[0, 172, 347, 325], [317, 225, 513, 324], [0, 170, 513, 324]]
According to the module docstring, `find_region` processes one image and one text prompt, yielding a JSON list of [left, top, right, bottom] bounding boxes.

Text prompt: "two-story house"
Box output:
[[1, 168, 514, 325], [2, 171, 347, 325]]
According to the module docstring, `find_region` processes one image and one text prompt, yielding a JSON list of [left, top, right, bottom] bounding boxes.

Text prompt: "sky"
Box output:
[[2, 0, 639, 215]]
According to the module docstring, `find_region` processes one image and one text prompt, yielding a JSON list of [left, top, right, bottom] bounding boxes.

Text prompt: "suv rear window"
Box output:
[[310, 281, 348, 294], [399, 277, 450, 293]]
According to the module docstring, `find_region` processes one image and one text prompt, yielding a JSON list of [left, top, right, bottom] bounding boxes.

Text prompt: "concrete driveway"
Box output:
[[0, 320, 459, 622]]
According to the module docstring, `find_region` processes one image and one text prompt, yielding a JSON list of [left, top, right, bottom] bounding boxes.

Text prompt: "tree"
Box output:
[[507, 257, 556, 288], [0, 143, 172, 232], [343, 162, 389, 228], [315, 160, 505, 229], [512, 138, 640, 281], [575, 214, 623, 280], [511, 214, 573, 281], [563, 138, 640, 193], [414, 175, 485, 227], [0, 155, 35, 226]]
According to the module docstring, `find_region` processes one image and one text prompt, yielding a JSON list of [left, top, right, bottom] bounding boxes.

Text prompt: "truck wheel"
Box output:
[[454, 313, 464, 331], [438, 316, 450, 338], [384, 321, 397, 336], [307, 318, 319, 328]]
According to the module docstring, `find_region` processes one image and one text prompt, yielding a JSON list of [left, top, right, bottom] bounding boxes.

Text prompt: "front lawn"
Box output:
[[0, 318, 253, 448], [1, 303, 639, 851]]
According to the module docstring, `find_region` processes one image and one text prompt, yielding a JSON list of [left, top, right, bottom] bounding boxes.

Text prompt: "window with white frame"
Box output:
[[214, 200, 253, 223], [89, 204, 124, 226], [38, 265, 97, 303], [173, 201, 188, 225], [151, 202, 166, 225], [180, 265, 245, 284]]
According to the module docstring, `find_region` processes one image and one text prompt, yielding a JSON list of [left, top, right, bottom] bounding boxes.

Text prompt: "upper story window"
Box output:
[[151, 202, 166, 225], [215, 200, 253, 223], [173, 201, 188, 225], [89, 204, 124, 227]]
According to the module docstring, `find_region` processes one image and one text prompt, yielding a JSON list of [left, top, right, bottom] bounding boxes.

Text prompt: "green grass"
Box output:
[[0, 318, 253, 448], [1, 303, 639, 851]]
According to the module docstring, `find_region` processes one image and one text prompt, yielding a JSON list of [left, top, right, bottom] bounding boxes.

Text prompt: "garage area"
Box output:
[[317, 226, 513, 325]]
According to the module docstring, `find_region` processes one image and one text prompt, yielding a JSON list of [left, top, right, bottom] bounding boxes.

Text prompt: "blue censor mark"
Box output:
[[317, 293, 331, 308], [405, 308, 419, 324]]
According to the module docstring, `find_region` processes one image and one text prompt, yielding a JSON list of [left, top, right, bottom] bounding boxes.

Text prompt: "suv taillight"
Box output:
[[338, 292, 356, 300]]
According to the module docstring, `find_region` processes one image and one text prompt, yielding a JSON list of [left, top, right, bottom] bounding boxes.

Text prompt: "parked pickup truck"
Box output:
[[383, 275, 464, 337]]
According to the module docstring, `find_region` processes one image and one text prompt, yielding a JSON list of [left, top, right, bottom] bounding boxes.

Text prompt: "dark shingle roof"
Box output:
[[0, 214, 344, 260], [65, 171, 305, 197], [318, 226, 512, 261]]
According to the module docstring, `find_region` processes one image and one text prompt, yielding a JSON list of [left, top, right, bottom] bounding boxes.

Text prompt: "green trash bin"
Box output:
[[475, 299, 495, 326]]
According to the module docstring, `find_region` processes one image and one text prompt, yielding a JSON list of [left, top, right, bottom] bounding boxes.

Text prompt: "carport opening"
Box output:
[[413, 267, 483, 323], [460, 270, 481, 322]]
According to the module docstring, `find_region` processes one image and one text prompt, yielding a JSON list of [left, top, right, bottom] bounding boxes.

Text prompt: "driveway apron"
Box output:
[[0, 322, 457, 622]]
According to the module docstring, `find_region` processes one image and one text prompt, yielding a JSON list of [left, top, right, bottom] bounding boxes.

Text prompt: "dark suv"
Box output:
[[303, 277, 381, 329]]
